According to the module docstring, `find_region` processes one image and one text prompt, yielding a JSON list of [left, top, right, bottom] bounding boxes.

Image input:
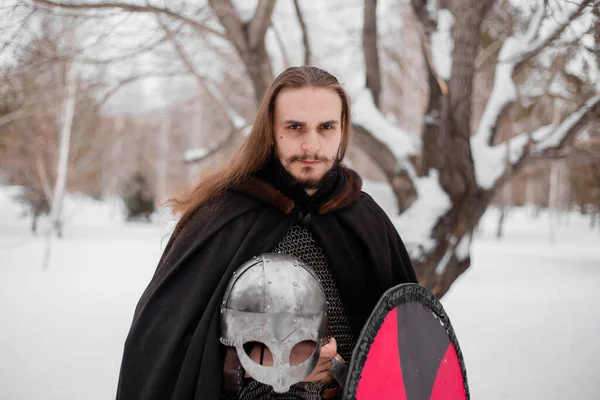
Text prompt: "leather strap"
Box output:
[[223, 347, 244, 393]]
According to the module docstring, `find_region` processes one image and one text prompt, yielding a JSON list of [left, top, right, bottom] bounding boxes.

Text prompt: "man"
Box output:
[[116, 66, 417, 400]]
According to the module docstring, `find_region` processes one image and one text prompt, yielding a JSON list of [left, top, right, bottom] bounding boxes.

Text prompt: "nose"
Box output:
[[301, 130, 320, 154]]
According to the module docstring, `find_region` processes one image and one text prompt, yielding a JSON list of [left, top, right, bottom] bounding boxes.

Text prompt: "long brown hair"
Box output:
[[167, 66, 352, 230]]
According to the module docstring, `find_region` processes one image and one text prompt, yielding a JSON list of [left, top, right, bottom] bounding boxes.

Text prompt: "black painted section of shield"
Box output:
[[396, 301, 451, 399], [342, 284, 469, 400]]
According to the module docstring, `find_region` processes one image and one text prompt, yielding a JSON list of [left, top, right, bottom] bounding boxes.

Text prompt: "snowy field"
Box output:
[[1, 185, 599, 400]]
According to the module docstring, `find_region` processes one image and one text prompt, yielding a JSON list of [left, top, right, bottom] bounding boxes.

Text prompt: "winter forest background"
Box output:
[[1, 0, 599, 399]]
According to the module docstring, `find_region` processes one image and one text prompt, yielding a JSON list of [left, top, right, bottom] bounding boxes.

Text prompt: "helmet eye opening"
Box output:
[[289, 340, 319, 366], [243, 341, 274, 366]]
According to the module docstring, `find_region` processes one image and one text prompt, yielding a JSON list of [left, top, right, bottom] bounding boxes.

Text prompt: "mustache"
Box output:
[[288, 154, 332, 163]]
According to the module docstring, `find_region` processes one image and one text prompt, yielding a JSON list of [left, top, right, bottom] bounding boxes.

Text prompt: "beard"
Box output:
[[279, 153, 337, 190]]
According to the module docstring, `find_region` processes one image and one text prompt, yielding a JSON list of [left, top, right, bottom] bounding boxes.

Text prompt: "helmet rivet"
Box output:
[[267, 280, 272, 284], [293, 282, 298, 287], [292, 319, 297, 324]]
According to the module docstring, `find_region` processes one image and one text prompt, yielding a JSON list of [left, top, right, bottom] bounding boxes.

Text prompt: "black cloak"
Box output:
[[116, 163, 417, 400]]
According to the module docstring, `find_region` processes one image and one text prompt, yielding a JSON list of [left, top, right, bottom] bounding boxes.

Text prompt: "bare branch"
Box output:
[[509, 0, 594, 66], [156, 16, 247, 129], [0, 8, 36, 58], [528, 94, 600, 155], [0, 104, 53, 127], [474, 39, 503, 70], [31, 0, 227, 40], [248, 0, 277, 49], [475, 0, 593, 150], [78, 32, 170, 65], [410, 0, 435, 32], [207, 0, 247, 53], [207, 0, 274, 102], [183, 127, 239, 163], [293, 0, 311, 65], [96, 71, 182, 109], [271, 22, 291, 68]]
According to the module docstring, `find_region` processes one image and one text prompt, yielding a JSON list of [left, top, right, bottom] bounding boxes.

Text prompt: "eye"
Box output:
[[287, 124, 302, 130], [320, 124, 334, 130]]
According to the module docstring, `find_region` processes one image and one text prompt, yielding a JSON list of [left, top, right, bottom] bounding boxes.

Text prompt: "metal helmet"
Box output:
[[220, 253, 328, 392]]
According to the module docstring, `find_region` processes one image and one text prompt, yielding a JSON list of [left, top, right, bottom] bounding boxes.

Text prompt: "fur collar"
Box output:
[[237, 166, 363, 215]]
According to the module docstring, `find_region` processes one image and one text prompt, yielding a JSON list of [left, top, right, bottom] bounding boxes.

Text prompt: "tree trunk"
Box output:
[[363, 0, 381, 108], [50, 59, 77, 239], [243, 42, 274, 104], [208, 0, 276, 104]]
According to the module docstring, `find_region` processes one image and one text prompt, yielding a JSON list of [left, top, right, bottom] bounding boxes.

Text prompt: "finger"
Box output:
[[320, 339, 337, 359], [305, 367, 331, 383], [324, 336, 337, 350], [315, 359, 333, 371], [313, 372, 330, 382]]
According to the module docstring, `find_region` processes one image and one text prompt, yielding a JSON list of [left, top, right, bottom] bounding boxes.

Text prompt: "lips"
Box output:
[[299, 160, 319, 165]]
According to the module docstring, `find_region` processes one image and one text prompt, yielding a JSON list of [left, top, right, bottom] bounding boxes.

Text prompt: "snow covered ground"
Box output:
[[1, 186, 599, 400]]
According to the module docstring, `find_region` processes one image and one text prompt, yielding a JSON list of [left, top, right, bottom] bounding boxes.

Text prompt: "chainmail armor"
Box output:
[[238, 380, 323, 400], [234, 225, 354, 400], [273, 225, 355, 361]]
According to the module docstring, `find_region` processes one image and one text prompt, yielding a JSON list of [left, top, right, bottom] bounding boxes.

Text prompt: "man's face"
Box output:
[[273, 87, 343, 190]]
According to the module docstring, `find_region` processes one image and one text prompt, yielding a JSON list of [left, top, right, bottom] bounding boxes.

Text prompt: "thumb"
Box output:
[[321, 337, 337, 358]]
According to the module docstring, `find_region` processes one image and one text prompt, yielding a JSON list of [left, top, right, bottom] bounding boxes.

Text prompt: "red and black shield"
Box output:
[[342, 284, 468, 400]]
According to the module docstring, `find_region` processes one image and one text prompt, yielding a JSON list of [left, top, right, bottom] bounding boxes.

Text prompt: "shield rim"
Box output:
[[342, 283, 469, 400]]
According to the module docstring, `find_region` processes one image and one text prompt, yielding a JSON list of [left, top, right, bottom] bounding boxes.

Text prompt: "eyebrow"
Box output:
[[283, 119, 339, 126]]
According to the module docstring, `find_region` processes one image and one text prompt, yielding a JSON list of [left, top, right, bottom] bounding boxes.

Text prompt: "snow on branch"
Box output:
[[518, 0, 594, 65], [429, 9, 454, 80], [352, 88, 418, 164], [530, 94, 600, 153], [471, 0, 593, 189], [231, 0, 258, 24], [183, 147, 210, 163], [473, 1, 547, 148], [352, 88, 451, 260], [473, 93, 600, 189], [392, 170, 451, 261]]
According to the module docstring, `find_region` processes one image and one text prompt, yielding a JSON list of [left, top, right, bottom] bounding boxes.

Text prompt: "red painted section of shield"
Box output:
[[430, 344, 466, 400], [356, 310, 407, 400]]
